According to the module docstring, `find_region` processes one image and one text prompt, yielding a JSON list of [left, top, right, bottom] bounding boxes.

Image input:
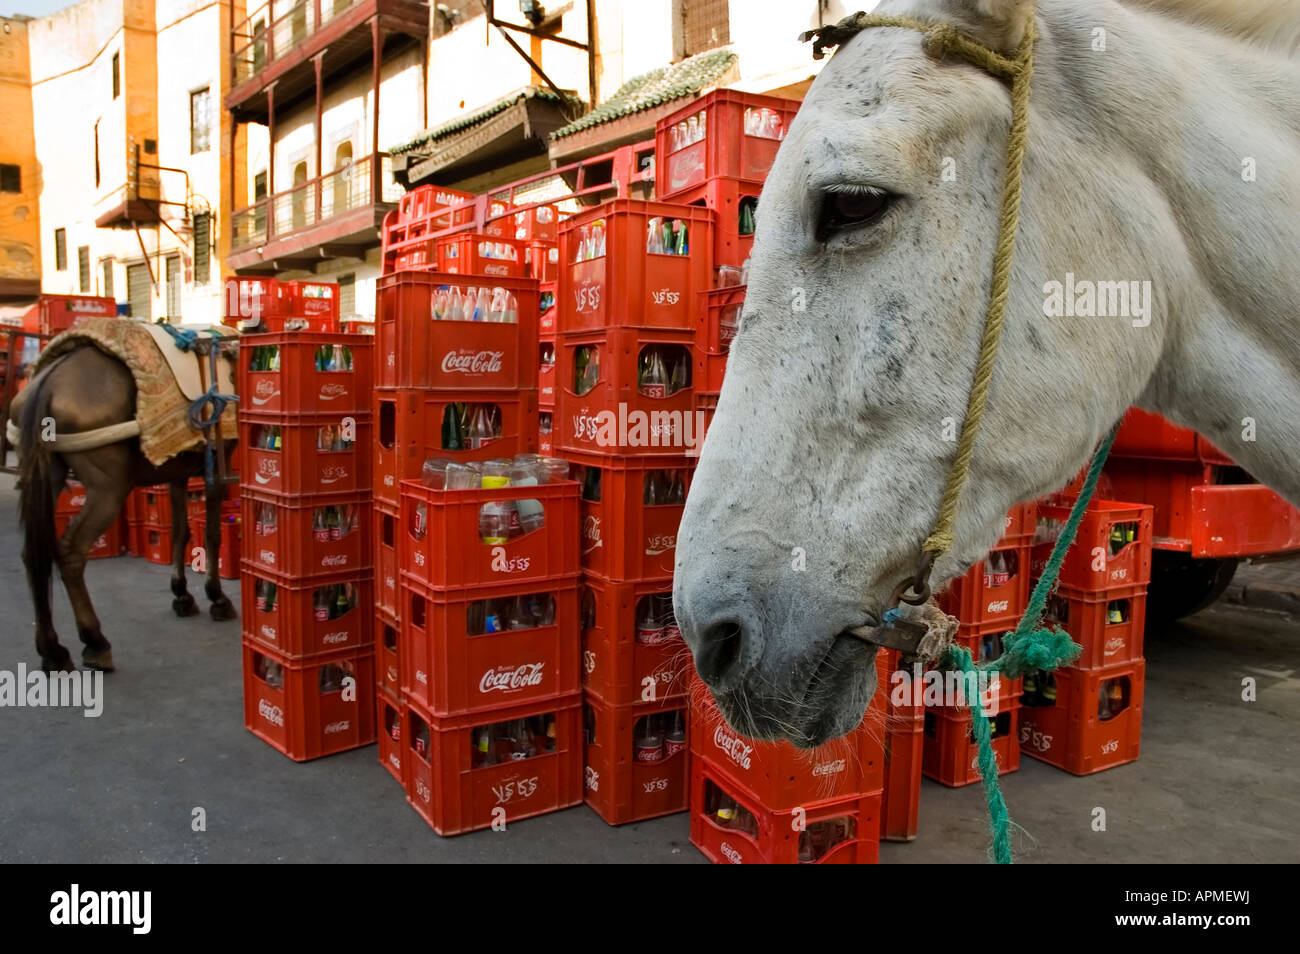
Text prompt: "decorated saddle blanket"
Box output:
[[32, 319, 238, 466]]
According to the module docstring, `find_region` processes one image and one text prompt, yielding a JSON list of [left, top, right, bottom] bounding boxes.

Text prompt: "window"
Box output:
[[676, 0, 730, 58], [101, 260, 114, 298], [253, 171, 268, 236], [165, 255, 181, 318], [78, 247, 90, 292], [112, 53, 120, 99], [54, 229, 67, 270], [94, 120, 101, 186], [193, 211, 211, 284], [338, 273, 356, 317], [127, 263, 151, 320], [190, 88, 211, 153], [0, 164, 19, 192]]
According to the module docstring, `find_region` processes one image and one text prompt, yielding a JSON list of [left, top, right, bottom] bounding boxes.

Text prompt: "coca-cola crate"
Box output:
[[1019, 659, 1145, 775], [382, 187, 478, 273], [656, 90, 800, 199], [580, 575, 689, 706], [525, 241, 559, 282], [240, 412, 372, 498], [141, 523, 174, 565], [373, 388, 538, 510], [241, 567, 374, 660], [946, 625, 1024, 703], [184, 477, 240, 522], [539, 410, 554, 456], [399, 184, 477, 226], [56, 481, 89, 516], [878, 647, 925, 722], [694, 393, 718, 452], [486, 203, 559, 243], [539, 336, 555, 408], [539, 281, 557, 335], [935, 541, 1032, 629], [690, 764, 880, 864], [921, 702, 1021, 788], [565, 452, 693, 582], [583, 693, 689, 825], [284, 281, 340, 324], [403, 693, 583, 836], [241, 492, 369, 579], [378, 691, 405, 785], [185, 510, 241, 579], [880, 720, 924, 842], [399, 576, 580, 717], [698, 284, 745, 356], [695, 349, 728, 395], [126, 519, 145, 556], [239, 333, 372, 415], [54, 514, 123, 559], [1043, 582, 1148, 670], [223, 277, 289, 322], [672, 176, 760, 269], [999, 501, 1038, 546], [242, 638, 376, 762], [436, 233, 526, 278], [374, 502, 399, 617], [555, 327, 700, 458], [690, 664, 886, 812], [1032, 500, 1154, 590], [377, 606, 401, 700], [399, 479, 579, 590], [558, 199, 714, 333], [134, 484, 172, 526], [375, 270, 540, 390]]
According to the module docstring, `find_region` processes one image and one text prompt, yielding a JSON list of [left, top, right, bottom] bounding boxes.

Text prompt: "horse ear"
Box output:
[[945, 0, 1035, 50]]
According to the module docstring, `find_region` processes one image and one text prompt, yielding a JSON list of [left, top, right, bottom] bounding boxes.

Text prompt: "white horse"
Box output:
[[674, 0, 1300, 747]]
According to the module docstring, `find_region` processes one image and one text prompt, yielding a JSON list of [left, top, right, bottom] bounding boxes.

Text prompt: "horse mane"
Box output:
[[1129, 0, 1300, 54]]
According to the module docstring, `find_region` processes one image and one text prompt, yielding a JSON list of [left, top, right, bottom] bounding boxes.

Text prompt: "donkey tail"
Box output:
[[16, 362, 62, 632]]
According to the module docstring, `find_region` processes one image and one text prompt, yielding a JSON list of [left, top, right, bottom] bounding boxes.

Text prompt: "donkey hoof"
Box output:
[[82, 647, 116, 672], [41, 649, 76, 674], [210, 597, 237, 621], [173, 595, 200, 617]]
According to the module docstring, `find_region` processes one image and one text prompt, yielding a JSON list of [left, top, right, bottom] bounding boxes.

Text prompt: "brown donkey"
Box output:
[[10, 344, 236, 673]]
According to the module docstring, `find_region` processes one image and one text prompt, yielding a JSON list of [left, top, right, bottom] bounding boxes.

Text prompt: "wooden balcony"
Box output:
[[228, 152, 403, 273], [226, 0, 429, 123]]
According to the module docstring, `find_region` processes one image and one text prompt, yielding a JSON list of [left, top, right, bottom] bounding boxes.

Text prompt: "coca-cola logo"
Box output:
[[252, 379, 279, 406], [383, 474, 395, 487], [259, 624, 277, 641], [645, 534, 676, 556], [812, 758, 846, 777], [650, 288, 681, 306], [584, 766, 599, 791], [416, 669, 427, 685], [719, 842, 743, 865], [479, 663, 546, 694], [582, 515, 603, 554], [388, 753, 401, 772], [259, 549, 276, 564], [319, 383, 348, 401], [320, 465, 349, 485], [258, 699, 284, 726], [1104, 636, 1126, 655], [415, 777, 431, 803], [321, 554, 349, 567], [669, 148, 705, 191], [482, 263, 510, 277], [987, 599, 1010, 613], [324, 720, 350, 734], [441, 350, 504, 375], [323, 631, 348, 645], [713, 725, 753, 770], [254, 458, 280, 484]]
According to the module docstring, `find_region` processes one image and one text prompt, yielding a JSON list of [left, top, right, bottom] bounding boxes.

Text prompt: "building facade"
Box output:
[[0, 15, 41, 303]]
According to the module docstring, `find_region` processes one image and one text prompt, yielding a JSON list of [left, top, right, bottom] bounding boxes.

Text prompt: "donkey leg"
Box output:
[[31, 462, 74, 673], [168, 480, 200, 617], [57, 483, 129, 672], [204, 480, 236, 621]]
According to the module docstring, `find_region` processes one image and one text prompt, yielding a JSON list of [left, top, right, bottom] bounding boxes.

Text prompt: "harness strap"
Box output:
[[5, 418, 142, 452]]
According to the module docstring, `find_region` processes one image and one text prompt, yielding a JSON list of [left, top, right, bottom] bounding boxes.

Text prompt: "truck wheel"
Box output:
[[1147, 552, 1240, 625]]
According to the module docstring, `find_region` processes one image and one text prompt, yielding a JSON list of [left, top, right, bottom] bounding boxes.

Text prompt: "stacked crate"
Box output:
[[128, 484, 176, 564], [921, 503, 1038, 787], [222, 277, 342, 332], [183, 477, 241, 579], [237, 317, 377, 762], [56, 480, 126, 559], [1020, 499, 1153, 774], [553, 198, 712, 826]]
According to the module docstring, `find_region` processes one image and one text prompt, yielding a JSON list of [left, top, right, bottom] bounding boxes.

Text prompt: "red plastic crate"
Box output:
[[126, 519, 145, 557], [54, 514, 122, 559], [374, 502, 399, 618], [240, 413, 372, 498], [241, 493, 368, 579], [399, 576, 580, 717], [565, 452, 693, 582], [403, 693, 583, 836], [690, 763, 880, 864], [922, 702, 1021, 787], [673, 176, 760, 268], [184, 477, 240, 522], [1019, 659, 1146, 775], [880, 721, 924, 842], [55, 481, 88, 516], [524, 241, 559, 282], [580, 575, 690, 706], [134, 484, 172, 526], [398, 478, 579, 591], [372, 388, 538, 510], [555, 327, 700, 457], [436, 233, 526, 278], [539, 336, 555, 408], [947, 625, 1024, 703], [557, 199, 714, 333], [878, 647, 925, 722], [241, 567, 374, 659], [695, 348, 729, 395], [382, 186, 478, 273], [656, 90, 801, 199], [486, 203, 559, 243], [284, 281, 340, 324], [698, 284, 745, 356], [539, 281, 557, 335], [377, 606, 401, 700], [1032, 500, 1154, 590], [1043, 582, 1148, 670], [141, 523, 174, 565], [690, 665, 886, 813], [935, 541, 1032, 629], [238, 333, 372, 415], [375, 270, 540, 390], [185, 511, 241, 579], [582, 693, 690, 825], [223, 277, 289, 322], [242, 638, 376, 762], [378, 691, 405, 785]]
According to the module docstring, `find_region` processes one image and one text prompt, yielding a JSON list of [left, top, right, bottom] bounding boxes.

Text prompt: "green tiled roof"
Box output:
[[391, 86, 582, 154], [550, 48, 738, 140]]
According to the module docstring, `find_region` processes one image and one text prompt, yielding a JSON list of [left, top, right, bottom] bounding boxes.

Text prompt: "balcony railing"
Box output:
[[231, 152, 403, 251], [231, 0, 359, 86]]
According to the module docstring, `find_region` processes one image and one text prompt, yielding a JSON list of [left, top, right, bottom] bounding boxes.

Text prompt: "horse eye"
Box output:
[[819, 189, 893, 239]]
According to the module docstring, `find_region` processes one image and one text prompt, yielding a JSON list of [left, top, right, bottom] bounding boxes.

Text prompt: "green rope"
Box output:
[[945, 422, 1121, 863]]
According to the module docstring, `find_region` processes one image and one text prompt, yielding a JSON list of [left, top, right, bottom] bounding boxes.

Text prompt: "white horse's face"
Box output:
[[675, 0, 1169, 746]]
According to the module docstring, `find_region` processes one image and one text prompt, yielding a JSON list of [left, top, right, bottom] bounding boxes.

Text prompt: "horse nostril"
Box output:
[[696, 619, 746, 686]]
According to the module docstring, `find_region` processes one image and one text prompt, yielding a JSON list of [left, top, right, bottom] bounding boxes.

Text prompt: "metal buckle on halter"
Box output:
[[848, 552, 937, 661]]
